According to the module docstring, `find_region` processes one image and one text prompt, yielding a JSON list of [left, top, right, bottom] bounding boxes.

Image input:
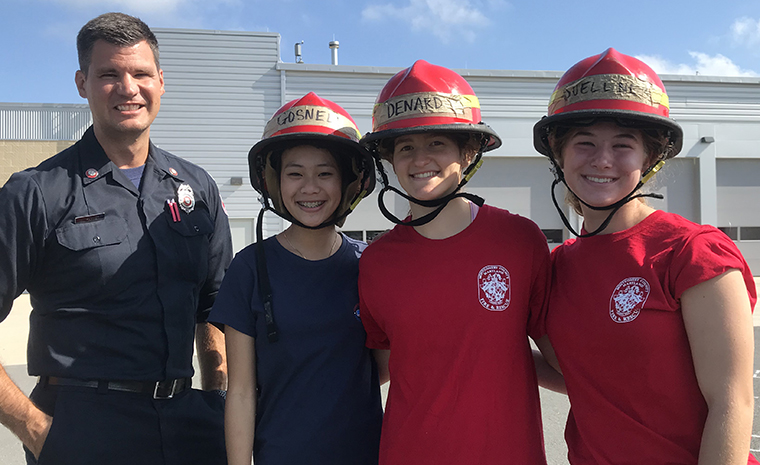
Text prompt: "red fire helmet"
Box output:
[[248, 92, 375, 226], [533, 48, 683, 159], [362, 60, 501, 151]]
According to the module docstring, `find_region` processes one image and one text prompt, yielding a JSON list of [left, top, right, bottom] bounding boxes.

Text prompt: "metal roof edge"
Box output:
[[0, 102, 90, 109], [276, 62, 565, 79], [276, 63, 760, 84], [153, 28, 280, 38], [659, 74, 760, 84]]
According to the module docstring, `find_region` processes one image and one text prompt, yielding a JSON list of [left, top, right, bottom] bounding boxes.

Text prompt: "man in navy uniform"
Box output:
[[0, 12, 232, 465]]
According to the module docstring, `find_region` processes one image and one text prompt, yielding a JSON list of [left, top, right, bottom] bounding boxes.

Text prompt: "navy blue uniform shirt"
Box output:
[[0, 127, 233, 381]]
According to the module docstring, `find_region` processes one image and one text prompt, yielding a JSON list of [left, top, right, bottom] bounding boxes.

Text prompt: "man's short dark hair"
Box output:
[[77, 12, 160, 75]]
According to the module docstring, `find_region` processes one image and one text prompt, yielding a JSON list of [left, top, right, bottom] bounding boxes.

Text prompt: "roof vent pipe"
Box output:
[[295, 41, 304, 63], [329, 40, 339, 65]]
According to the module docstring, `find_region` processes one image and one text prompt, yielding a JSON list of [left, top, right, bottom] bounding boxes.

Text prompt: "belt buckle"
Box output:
[[153, 379, 178, 399]]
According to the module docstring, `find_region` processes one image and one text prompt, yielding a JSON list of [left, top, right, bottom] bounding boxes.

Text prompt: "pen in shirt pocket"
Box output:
[[73, 213, 105, 224], [166, 199, 181, 222]]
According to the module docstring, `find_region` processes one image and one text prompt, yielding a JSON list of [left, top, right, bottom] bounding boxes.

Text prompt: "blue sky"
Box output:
[[2, 0, 759, 104]]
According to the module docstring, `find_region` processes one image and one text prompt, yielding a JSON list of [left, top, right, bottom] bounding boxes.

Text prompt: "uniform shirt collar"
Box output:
[[79, 126, 113, 185], [148, 142, 185, 182], [78, 126, 185, 185]]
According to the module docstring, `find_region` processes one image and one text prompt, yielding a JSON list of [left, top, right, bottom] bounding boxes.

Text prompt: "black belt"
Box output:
[[42, 376, 191, 399]]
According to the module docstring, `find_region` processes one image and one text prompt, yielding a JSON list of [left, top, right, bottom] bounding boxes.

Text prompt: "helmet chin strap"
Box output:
[[548, 156, 665, 238], [254, 206, 278, 343], [374, 137, 488, 227]]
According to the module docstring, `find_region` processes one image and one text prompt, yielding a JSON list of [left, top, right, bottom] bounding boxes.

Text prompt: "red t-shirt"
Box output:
[[547, 210, 758, 464], [359, 205, 550, 465]]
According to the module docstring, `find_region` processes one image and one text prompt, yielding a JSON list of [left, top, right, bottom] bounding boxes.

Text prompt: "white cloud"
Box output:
[[731, 16, 760, 47], [636, 52, 757, 77], [362, 0, 491, 43]]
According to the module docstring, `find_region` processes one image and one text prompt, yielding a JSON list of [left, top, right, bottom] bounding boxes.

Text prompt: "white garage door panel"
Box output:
[[717, 187, 760, 226]]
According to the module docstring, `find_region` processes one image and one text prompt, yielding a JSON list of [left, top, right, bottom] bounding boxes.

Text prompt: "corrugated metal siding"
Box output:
[[151, 29, 281, 228], [0, 104, 91, 141], [668, 81, 760, 122], [465, 76, 556, 157]]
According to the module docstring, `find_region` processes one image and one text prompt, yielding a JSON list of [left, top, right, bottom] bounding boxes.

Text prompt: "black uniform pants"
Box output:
[[25, 382, 226, 465]]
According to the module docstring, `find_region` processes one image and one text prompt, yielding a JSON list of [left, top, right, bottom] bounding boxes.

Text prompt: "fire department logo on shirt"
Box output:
[[478, 265, 510, 311], [609, 277, 650, 323]]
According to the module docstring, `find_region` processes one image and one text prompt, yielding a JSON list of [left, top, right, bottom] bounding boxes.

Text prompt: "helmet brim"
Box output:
[[361, 122, 502, 153]]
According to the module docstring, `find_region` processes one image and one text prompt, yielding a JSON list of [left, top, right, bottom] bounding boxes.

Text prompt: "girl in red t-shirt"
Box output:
[[533, 48, 757, 465]]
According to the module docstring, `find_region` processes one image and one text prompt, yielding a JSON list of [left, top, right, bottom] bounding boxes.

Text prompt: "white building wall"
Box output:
[[717, 159, 760, 274]]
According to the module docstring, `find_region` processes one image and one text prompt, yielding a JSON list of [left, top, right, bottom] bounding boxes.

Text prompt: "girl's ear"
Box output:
[[387, 154, 397, 173], [461, 148, 476, 166]]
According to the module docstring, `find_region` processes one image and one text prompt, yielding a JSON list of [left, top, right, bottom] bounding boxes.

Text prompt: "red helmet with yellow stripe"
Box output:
[[533, 48, 682, 158], [363, 60, 500, 151]]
